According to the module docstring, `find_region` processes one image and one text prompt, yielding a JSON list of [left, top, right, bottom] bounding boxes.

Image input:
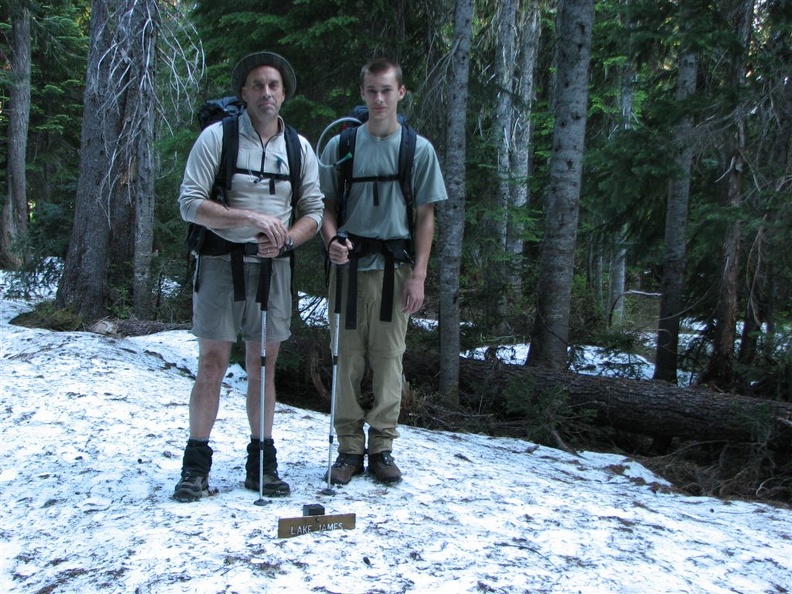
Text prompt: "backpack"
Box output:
[[185, 96, 303, 297], [335, 106, 417, 241]]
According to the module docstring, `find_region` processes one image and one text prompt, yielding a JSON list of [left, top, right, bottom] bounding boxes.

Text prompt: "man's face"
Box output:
[[360, 68, 405, 122], [241, 65, 285, 119]]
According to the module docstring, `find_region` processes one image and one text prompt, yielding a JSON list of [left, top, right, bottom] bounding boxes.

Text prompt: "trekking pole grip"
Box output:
[[333, 231, 347, 315]]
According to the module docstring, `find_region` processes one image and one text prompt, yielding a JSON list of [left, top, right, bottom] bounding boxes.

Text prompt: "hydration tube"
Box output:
[[315, 116, 364, 170]]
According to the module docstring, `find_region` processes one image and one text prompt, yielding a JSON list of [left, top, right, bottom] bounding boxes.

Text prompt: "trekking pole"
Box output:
[[321, 238, 347, 496], [255, 258, 273, 507]]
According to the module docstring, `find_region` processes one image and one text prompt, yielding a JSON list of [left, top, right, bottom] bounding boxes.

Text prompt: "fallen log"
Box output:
[[407, 353, 792, 446], [288, 337, 791, 501], [286, 336, 792, 447]]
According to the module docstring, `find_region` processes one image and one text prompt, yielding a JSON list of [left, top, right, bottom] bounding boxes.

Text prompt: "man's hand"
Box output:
[[251, 213, 288, 258], [402, 275, 425, 314], [327, 235, 354, 265]]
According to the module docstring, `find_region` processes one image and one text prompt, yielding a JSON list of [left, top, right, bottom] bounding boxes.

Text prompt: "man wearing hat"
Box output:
[[174, 52, 324, 502]]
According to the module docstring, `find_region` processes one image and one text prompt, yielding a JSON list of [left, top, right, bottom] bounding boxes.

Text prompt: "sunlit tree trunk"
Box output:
[[608, 242, 627, 324], [508, 0, 541, 295], [1, 0, 32, 268], [128, 0, 158, 318], [527, 0, 594, 370], [485, 0, 518, 334], [438, 0, 474, 403], [653, 51, 697, 384], [608, 56, 636, 327]]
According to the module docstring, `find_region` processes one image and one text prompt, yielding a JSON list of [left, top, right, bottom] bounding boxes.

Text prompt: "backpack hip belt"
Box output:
[[196, 230, 280, 304], [344, 235, 413, 330]]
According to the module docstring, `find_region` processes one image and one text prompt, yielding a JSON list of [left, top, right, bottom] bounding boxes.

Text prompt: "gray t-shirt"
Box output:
[[320, 124, 447, 270]]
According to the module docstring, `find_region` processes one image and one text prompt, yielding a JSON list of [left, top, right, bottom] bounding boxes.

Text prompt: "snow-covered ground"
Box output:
[[1, 291, 791, 593]]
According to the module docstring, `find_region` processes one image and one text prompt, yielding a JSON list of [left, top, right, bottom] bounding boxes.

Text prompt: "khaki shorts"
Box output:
[[192, 255, 292, 343]]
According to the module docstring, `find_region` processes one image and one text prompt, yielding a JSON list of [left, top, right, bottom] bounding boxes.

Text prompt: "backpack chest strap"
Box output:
[[348, 173, 400, 206], [233, 167, 291, 195]]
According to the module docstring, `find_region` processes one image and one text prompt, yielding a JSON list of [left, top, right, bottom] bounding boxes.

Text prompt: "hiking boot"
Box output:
[[326, 453, 365, 485], [245, 438, 290, 497], [368, 451, 402, 484], [173, 472, 211, 502], [244, 472, 291, 497], [174, 440, 214, 502]]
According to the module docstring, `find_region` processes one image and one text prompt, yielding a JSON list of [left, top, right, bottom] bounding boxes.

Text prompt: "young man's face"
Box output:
[[241, 65, 286, 120], [360, 67, 405, 123]]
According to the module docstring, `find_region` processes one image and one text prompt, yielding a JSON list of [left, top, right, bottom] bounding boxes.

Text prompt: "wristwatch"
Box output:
[[279, 235, 294, 256]]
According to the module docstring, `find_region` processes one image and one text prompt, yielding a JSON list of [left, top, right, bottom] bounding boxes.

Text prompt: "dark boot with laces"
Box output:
[[326, 453, 365, 485], [368, 451, 402, 484], [245, 438, 290, 497], [174, 440, 216, 502]]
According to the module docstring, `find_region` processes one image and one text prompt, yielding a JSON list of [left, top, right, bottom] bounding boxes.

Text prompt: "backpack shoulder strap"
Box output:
[[398, 125, 417, 207], [283, 124, 303, 209], [336, 126, 358, 227], [398, 125, 418, 239], [338, 126, 357, 187], [282, 124, 303, 290], [219, 116, 239, 192]]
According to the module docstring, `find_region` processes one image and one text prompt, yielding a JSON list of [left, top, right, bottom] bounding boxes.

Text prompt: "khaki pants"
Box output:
[[328, 266, 410, 455]]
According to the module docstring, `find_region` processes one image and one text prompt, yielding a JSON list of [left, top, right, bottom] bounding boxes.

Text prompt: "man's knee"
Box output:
[[245, 341, 280, 377], [197, 342, 232, 381]]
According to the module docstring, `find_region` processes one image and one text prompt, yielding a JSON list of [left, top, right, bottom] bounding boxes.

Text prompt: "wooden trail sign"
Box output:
[[277, 513, 356, 539]]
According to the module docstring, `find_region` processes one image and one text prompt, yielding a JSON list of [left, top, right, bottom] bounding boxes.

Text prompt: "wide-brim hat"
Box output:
[[231, 52, 296, 100]]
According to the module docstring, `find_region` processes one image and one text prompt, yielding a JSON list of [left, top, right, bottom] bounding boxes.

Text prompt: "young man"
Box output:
[[174, 52, 324, 502], [319, 57, 447, 484]]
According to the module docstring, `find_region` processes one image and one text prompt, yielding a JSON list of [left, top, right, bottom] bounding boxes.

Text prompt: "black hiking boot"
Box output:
[[173, 472, 211, 502], [326, 453, 365, 485], [368, 451, 402, 484], [245, 438, 290, 497], [173, 440, 215, 502]]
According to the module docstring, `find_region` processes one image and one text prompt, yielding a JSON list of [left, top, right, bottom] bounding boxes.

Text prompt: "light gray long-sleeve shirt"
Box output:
[[179, 111, 324, 244]]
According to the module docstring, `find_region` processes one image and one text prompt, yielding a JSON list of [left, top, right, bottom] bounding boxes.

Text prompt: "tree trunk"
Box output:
[[700, 0, 755, 390], [607, 58, 635, 327], [484, 0, 518, 334], [653, 51, 697, 383], [437, 0, 474, 403], [1, 0, 32, 268], [57, 0, 116, 321], [527, 0, 594, 370], [508, 0, 541, 294], [608, 240, 627, 324], [57, 0, 159, 322], [129, 0, 158, 319]]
